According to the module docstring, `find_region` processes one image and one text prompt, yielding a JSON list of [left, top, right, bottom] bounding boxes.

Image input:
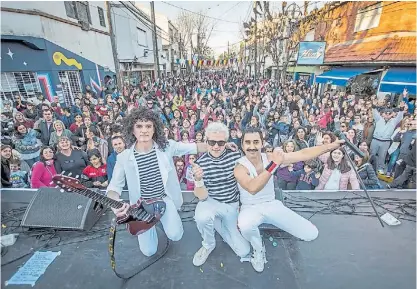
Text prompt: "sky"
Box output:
[[137, 1, 326, 57]]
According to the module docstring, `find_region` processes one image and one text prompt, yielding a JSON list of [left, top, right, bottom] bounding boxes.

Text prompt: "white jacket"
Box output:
[[107, 140, 197, 209]]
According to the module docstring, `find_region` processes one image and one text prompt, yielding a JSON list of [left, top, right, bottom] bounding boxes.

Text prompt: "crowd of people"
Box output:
[[1, 71, 416, 191]]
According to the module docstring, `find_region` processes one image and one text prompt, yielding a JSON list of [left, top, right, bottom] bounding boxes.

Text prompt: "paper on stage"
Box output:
[[6, 251, 61, 287]]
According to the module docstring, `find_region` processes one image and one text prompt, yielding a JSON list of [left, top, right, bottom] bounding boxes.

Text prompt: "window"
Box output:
[[98, 7, 106, 27], [0, 72, 42, 101], [64, 1, 91, 24], [354, 2, 382, 32], [64, 2, 77, 19], [137, 28, 148, 47], [58, 71, 83, 106]]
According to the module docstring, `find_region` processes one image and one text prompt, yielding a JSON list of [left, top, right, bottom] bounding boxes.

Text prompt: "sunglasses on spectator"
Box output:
[[207, 140, 226, 146]]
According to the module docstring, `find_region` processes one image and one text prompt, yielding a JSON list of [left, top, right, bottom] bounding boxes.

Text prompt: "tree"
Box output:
[[175, 10, 214, 61]]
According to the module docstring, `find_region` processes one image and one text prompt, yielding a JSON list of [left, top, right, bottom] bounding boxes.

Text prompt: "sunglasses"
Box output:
[[207, 140, 226, 147]]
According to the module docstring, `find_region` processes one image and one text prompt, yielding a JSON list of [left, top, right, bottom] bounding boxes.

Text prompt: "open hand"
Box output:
[[226, 142, 238, 151]]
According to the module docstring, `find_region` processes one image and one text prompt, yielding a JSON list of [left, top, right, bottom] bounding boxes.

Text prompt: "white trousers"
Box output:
[[238, 200, 319, 252], [194, 198, 250, 257], [137, 196, 183, 256]]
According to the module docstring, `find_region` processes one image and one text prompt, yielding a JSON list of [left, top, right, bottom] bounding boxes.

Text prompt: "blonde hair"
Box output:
[[53, 120, 65, 130]]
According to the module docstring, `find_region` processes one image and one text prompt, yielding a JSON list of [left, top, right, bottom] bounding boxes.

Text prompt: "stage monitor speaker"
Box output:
[[21, 187, 103, 231]]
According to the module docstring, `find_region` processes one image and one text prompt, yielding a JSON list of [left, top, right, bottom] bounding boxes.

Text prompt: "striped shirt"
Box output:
[[195, 149, 242, 203], [134, 148, 166, 199]]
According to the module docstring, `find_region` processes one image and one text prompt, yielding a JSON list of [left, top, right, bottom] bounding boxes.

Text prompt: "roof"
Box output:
[[324, 36, 416, 64]]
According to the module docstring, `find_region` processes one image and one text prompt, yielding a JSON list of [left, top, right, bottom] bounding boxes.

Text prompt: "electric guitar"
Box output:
[[52, 175, 166, 235]]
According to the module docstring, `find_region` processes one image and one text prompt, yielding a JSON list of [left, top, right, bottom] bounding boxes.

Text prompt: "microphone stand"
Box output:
[[341, 147, 384, 227]]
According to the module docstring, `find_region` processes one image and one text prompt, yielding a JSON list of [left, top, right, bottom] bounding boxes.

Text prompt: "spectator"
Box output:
[[34, 109, 55, 145], [354, 152, 381, 189], [49, 120, 73, 148], [275, 140, 303, 190], [288, 160, 320, 190], [31, 146, 57, 188], [82, 149, 108, 189], [1, 144, 12, 188], [390, 140, 416, 189], [316, 148, 360, 190], [23, 102, 38, 120], [69, 114, 84, 133], [13, 124, 41, 167], [107, 136, 126, 182], [54, 136, 89, 177], [14, 111, 34, 128], [85, 126, 108, 163], [9, 159, 29, 188]]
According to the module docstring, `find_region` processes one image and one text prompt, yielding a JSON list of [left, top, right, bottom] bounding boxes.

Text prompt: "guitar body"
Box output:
[[116, 199, 164, 236]]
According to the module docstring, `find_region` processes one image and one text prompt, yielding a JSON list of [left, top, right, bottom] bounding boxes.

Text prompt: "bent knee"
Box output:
[[140, 244, 158, 257], [238, 218, 258, 234], [194, 210, 215, 226], [167, 227, 183, 242], [302, 225, 319, 242]]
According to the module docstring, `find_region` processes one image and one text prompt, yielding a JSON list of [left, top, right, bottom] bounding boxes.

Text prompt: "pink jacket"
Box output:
[[316, 165, 360, 190], [30, 161, 57, 188]]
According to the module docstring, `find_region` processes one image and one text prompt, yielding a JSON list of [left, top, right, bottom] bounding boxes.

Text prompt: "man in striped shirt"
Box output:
[[191, 122, 250, 266]]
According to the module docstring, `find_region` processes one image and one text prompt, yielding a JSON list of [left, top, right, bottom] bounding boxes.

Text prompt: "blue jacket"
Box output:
[[107, 151, 117, 182], [403, 96, 415, 114]]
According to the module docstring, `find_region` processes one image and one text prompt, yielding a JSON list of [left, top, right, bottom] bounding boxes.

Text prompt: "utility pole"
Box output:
[[106, 2, 121, 87], [150, 1, 160, 80], [254, 1, 258, 78]]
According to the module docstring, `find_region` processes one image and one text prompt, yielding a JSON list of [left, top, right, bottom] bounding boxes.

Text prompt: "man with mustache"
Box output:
[[234, 127, 343, 272]]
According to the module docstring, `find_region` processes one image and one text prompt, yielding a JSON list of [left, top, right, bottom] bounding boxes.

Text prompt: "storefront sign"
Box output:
[[297, 42, 326, 65]]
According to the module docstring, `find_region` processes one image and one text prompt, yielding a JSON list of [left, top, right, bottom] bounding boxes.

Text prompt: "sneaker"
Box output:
[[377, 170, 385, 175], [193, 246, 214, 267], [251, 248, 265, 273]]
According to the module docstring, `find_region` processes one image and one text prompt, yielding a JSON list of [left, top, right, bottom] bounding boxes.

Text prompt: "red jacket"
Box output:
[[31, 161, 57, 188]]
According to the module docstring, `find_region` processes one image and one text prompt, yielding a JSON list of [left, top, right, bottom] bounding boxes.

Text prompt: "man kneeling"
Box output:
[[191, 123, 250, 266], [234, 128, 343, 272]]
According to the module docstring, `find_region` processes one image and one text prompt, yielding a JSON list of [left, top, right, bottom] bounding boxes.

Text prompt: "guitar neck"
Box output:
[[72, 187, 124, 210]]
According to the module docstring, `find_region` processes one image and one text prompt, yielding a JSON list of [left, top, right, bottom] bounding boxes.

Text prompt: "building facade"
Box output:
[[1, 1, 115, 105], [310, 1, 416, 98]]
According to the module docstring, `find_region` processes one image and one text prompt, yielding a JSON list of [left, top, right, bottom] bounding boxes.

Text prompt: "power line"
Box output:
[[161, 1, 241, 24]]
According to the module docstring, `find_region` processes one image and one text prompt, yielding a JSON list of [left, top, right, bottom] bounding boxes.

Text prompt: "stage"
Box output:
[[1, 190, 416, 289]]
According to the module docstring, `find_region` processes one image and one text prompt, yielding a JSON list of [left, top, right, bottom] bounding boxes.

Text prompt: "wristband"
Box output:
[[265, 161, 278, 174], [195, 180, 205, 188]]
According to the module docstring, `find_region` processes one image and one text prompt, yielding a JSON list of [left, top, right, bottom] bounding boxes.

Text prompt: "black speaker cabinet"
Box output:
[[21, 187, 103, 230]]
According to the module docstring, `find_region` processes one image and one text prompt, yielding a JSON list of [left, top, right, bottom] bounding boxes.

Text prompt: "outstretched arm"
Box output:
[[280, 140, 344, 166]]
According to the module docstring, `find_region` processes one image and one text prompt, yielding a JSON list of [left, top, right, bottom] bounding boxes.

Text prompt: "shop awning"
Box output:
[[315, 67, 373, 86], [379, 67, 417, 95]]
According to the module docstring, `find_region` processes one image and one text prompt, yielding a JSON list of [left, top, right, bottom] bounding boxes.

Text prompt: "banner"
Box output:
[[297, 41, 326, 65]]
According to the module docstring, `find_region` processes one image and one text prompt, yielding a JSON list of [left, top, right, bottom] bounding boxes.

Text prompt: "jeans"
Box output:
[[276, 178, 297, 190], [386, 149, 400, 174]]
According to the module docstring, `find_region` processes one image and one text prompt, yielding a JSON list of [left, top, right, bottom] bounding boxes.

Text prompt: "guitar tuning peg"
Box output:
[[62, 171, 66, 175], [60, 189, 64, 193], [75, 175, 79, 179], [68, 172, 72, 177]]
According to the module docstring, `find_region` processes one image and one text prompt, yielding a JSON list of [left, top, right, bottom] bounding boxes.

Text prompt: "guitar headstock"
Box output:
[[52, 174, 85, 192]]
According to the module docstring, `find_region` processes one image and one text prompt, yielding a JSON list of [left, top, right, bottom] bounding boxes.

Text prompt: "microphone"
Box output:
[[333, 130, 365, 158]]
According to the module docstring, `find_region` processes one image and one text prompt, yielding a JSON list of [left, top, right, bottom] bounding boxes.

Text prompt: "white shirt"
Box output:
[[324, 169, 342, 190]]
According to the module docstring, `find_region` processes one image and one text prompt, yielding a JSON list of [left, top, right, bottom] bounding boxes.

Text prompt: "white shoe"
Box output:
[[251, 248, 265, 272], [193, 246, 214, 267]]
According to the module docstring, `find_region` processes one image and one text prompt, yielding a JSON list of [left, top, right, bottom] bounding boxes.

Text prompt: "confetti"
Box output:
[[220, 262, 224, 268], [272, 242, 278, 247], [269, 237, 273, 242], [199, 267, 203, 273]]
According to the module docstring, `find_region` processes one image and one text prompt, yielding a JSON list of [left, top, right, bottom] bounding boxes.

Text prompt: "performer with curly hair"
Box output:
[[107, 107, 236, 257]]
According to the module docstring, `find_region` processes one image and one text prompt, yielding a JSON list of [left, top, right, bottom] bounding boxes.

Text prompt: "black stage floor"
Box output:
[[1, 190, 416, 289]]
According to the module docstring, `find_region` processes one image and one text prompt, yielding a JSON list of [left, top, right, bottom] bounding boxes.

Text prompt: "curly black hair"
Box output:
[[122, 107, 169, 151]]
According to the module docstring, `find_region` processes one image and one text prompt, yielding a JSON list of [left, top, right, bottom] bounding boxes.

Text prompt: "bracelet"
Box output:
[[195, 180, 205, 188], [265, 161, 278, 174]]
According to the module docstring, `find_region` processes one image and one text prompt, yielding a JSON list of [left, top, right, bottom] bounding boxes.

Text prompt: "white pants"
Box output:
[[238, 200, 318, 252], [194, 198, 250, 257], [137, 196, 183, 256]]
